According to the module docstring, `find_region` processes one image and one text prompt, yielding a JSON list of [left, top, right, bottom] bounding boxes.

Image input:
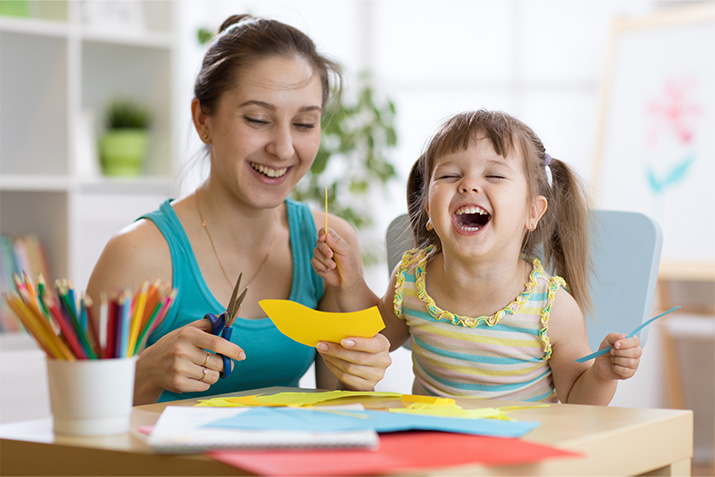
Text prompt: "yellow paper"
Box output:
[[259, 300, 385, 347], [391, 403, 512, 420], [197, 390, 403, 408], [196, 395, 263, 407], [401, 394, 455, 406]]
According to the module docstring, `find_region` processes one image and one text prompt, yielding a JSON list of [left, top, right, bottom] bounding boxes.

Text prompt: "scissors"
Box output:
[[204, 272, 248, 379]]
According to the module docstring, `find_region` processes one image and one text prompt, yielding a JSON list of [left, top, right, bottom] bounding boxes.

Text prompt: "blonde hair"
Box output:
[[407, 109, 593, 313]]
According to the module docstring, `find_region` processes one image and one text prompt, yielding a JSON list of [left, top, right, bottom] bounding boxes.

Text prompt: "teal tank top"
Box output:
[[140, 198, 323, 402]]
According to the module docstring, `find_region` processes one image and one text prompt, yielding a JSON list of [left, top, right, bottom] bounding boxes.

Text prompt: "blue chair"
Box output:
[[385, 210, 663, 351]]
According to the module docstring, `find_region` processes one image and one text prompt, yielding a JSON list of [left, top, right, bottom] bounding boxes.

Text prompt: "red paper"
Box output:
[[207, 431, 582, 476]]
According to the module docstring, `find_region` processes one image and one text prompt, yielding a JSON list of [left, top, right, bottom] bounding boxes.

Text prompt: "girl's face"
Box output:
[[426, 136, 546, 259], [196, 55, 323, 208]]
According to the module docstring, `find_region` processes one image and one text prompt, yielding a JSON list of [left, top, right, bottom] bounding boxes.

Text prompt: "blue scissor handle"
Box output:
[[203, 312, 233, 379]]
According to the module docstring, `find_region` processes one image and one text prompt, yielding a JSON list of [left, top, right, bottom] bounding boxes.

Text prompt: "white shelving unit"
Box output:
[[0, 0, 178, 294]]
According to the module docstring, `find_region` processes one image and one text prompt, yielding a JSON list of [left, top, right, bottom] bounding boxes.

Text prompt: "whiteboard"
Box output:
[[592, 4, 715, 273]]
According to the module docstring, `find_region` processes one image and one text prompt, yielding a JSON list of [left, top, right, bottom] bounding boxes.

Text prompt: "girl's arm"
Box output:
[[378, 269, 410, 352], [548, 288, 642, 405]]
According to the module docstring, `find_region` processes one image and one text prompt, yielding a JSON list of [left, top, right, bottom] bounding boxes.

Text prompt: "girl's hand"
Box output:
[[312, 227, 361, 291], [593, 333, 642, 381], [133, 318, 246, 405], [316, 333, 392, 391]]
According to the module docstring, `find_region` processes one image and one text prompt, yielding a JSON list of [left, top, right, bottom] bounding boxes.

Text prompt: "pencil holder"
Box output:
[[46, 356, 136, 436]]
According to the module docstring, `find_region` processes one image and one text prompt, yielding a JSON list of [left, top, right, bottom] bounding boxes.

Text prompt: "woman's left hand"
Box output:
[[594, 333, 642, 381], [316, 333, 392, 390]]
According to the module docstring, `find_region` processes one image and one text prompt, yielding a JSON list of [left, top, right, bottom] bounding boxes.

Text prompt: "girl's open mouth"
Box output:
[[453, 205, 491, 232]]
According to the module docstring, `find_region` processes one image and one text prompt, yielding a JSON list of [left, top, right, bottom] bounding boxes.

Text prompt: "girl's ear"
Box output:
[[528, 195, 548, 230], [191, 98, 210, 141]]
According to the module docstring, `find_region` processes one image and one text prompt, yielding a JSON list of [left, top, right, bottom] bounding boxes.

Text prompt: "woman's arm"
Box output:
[[86, 219, 244, 405], [86, 219, 172, 299]]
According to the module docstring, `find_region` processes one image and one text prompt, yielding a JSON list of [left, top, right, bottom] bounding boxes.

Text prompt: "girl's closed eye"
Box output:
[[294, 121, 316, 130]]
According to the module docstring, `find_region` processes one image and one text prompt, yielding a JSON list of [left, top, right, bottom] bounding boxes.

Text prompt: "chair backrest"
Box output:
[[385, 210, 663, 350]]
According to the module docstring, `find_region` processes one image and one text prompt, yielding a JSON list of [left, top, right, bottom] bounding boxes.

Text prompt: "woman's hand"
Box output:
[[592, 333, 642, 381], [132, 318, 246, 405], [316, 333, 392, 391]]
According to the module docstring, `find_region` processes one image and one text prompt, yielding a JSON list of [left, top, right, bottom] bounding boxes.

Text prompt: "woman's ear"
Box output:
[[191, 98, 210, 142]]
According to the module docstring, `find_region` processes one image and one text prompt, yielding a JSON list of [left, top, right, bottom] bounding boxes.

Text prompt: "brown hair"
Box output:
[[194, 14, 342, 117], [407, 109, 593, 313]]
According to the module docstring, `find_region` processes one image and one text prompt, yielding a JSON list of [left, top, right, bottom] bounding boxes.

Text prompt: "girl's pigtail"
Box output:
[[544, 158, 593, 315], [407, 154, 438, 250]]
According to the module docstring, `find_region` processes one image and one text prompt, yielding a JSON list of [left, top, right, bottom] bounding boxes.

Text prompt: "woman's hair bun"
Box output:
[[218, 14, 253, 34]]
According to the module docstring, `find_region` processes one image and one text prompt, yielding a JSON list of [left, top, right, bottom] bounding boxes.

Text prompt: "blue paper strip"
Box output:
[[575, 306, 681, 363], [204, 407, 540, 438]]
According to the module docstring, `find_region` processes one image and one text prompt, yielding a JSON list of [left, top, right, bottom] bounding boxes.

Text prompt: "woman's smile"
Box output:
[[249, 161, 290, 180]]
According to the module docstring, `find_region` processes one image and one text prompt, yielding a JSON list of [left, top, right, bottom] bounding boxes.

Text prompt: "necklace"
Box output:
[[195, 190, 277, 290]]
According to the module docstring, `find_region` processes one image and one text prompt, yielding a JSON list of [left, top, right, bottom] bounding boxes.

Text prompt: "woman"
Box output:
[[87, 14, 391, 405]]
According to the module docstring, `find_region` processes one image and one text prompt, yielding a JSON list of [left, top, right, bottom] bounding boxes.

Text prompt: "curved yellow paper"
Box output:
[[259, 299, 385, 347]]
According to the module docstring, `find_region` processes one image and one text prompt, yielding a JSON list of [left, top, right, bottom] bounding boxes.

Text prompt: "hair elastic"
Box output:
[[544, 153, 553, 187]]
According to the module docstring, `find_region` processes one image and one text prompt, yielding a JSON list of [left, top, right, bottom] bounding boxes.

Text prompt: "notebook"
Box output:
[[146, 405, 379, 453]]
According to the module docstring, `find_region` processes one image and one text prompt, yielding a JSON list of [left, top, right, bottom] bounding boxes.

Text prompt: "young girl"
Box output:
[[313, 109, 642, 404]]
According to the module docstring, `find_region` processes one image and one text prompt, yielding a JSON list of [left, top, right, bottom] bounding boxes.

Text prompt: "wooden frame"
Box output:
[[591, 3, 715, 283]]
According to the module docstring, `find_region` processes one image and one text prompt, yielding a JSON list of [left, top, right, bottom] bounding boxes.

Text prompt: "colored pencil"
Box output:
[[6, 290, 75, 360], [42, 293, 86, 359], [119, 290, 132, 358], [4, 292, 60, 359], [4, 276, 177, 360], [98, 292, 108, 358], [127, 282, 149, 356], [81, 294, 101, 358], [106, 295, 118, 359], [133, 288, 177, 355]]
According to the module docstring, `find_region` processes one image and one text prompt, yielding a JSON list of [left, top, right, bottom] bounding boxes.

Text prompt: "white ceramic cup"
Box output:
[[46, 357, 137, 436]]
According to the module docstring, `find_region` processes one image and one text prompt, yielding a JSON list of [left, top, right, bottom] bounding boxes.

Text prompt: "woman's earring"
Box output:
[[426, 220, 434, 232], [202, 134, 209, 141]]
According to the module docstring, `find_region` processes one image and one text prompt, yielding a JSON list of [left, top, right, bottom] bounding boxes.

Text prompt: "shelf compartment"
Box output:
[[81, 40, 173, 179], [0, 30, 68, 177], [0, 190, 69, 280]]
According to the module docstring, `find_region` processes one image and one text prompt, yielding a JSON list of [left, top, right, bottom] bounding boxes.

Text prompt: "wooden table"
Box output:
[[0, 386, 693, 476]]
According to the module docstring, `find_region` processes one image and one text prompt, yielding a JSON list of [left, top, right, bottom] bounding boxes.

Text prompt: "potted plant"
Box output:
[[98, 98, 151, 176]]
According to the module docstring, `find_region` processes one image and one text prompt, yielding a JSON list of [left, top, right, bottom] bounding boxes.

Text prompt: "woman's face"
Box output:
[[201, 55, 323, 208]]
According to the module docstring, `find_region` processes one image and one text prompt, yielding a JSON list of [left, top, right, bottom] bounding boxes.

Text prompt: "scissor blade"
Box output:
[[227, 272, 242, 318], [227, 287, 248, 326]]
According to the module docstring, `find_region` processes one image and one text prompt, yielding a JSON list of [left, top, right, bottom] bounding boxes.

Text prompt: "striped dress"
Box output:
[[394, 247, 566, 403]]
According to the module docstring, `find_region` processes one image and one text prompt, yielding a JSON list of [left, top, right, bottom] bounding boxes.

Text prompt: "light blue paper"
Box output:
[[575, 306, 680, 363], [203, 407, 539, 438]]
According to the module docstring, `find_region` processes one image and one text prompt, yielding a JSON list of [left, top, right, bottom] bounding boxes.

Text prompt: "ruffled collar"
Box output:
[[414, 248, 547, 328]]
